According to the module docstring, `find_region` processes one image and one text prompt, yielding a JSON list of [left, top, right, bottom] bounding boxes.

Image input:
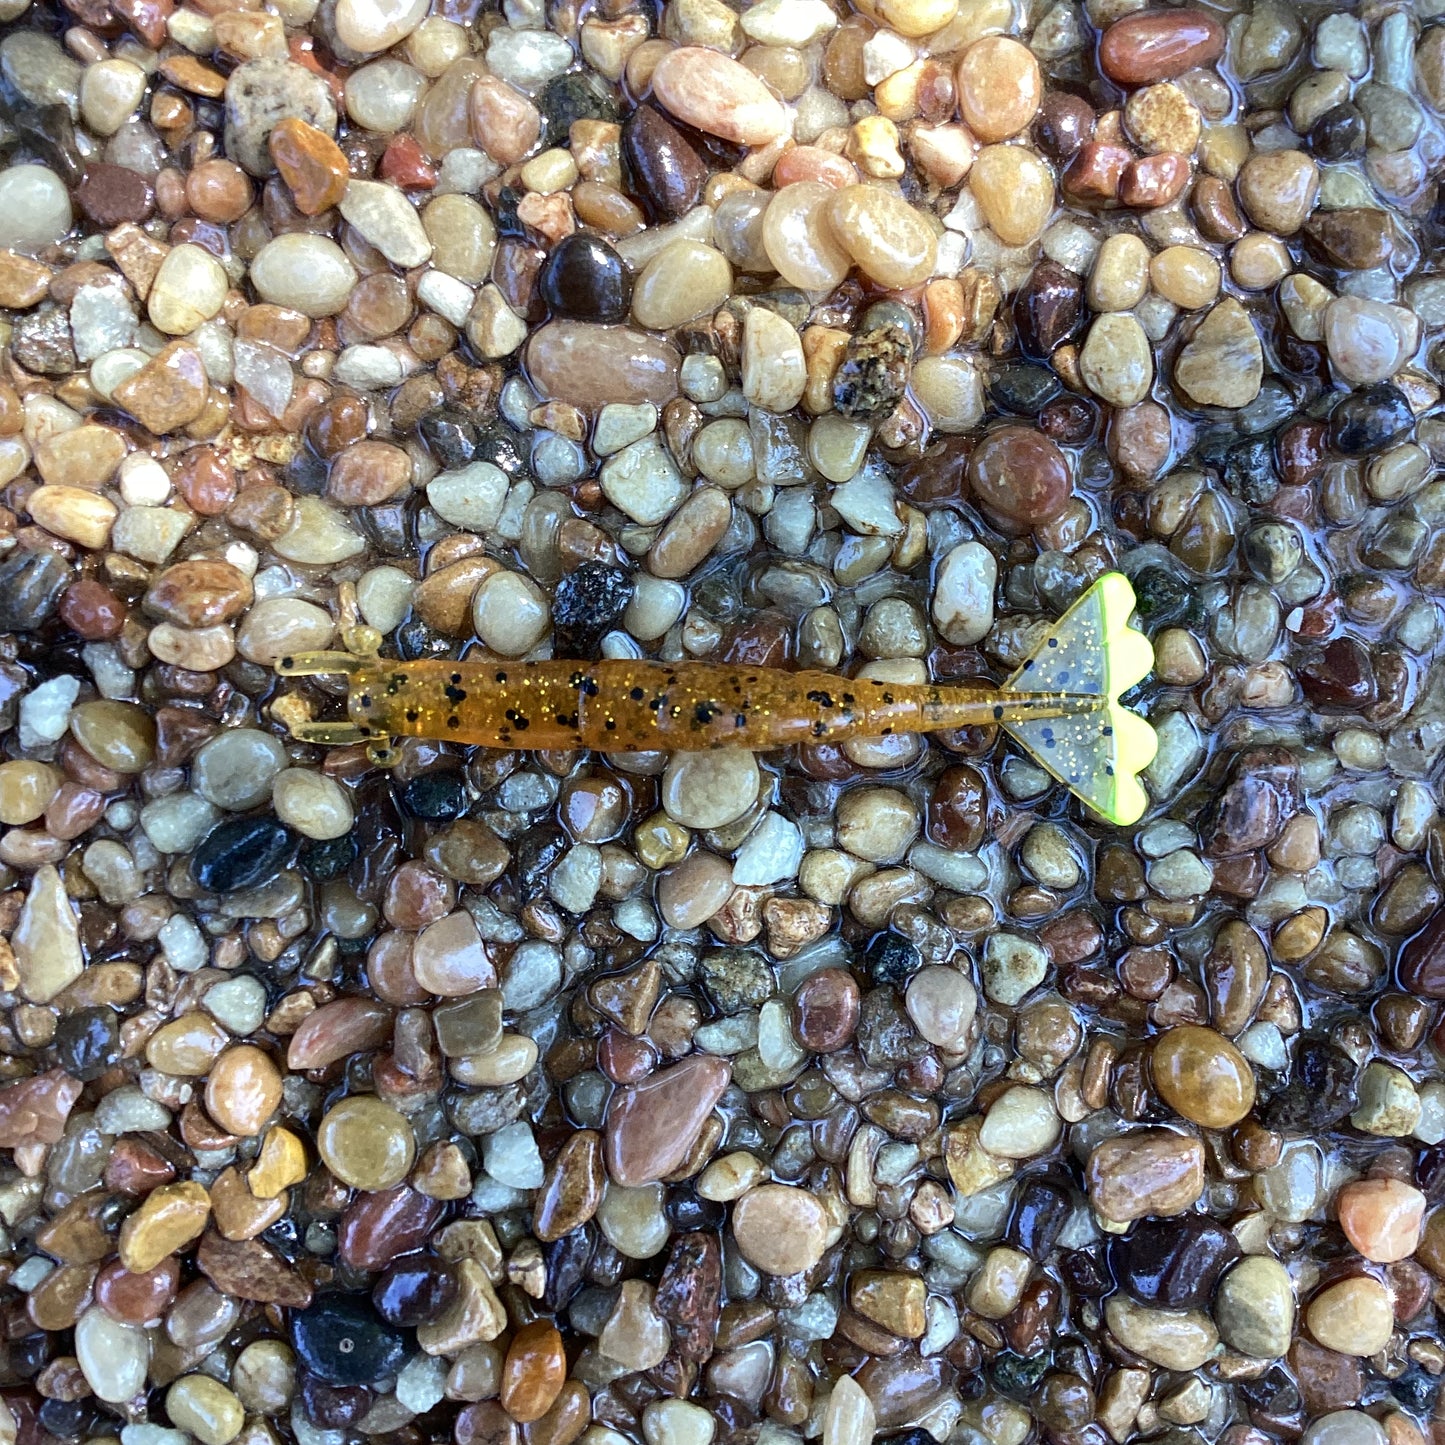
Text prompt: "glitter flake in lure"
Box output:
[[276, 572, 1159, 825]]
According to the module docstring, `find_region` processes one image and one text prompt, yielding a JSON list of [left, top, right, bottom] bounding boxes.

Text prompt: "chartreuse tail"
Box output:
[[997, 573, 1158, 826]]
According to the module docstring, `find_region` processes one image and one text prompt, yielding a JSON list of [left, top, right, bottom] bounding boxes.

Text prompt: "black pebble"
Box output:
[[1309, 103, 1366, 162], [1330, 382, 1415, 455], [52, 1007, 120, 1081], [0, 549, 72, 631], [290, 1294, 408, 1388], [865, 931, 921, 988], [191, 816, 294, 893], [552, 562, 634, 658], [622, 105, 708, 221], [399, 771, 469, 821], [539, 233, 633, 324], [1006, 1170, 1074, 1259], [1261, 1035, 1359, 1132], [300, 833, 357, 882], [539, 71, 619, 149], [1108, 1213, 1241, 1309], [470, 419, 528, 475], [989, 364, 1063, 416], [372, 1257, 458, 1327], [1223, 437, 1279, 505], [418, 408, 479, 469]]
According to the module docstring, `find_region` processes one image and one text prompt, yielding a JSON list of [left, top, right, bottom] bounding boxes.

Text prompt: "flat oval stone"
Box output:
[[731, 1183, 829, 1275], [525, 321, 680, 409], [604, 1054, 731, 1187], [191, 816, 293, 893], [650, 47, 789, 147], [291, 1294, 408, 1387], [1151, 1024, 1257, 1127], [1099, 8, 1226, 85], [966, 424, 1072, 533]]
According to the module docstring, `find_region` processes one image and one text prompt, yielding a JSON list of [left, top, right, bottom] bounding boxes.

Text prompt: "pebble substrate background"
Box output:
[[4, 1, 1445, 1445]]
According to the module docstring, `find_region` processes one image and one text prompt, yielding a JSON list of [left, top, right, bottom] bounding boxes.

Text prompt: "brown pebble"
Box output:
[[77, 163, 155, 226], [500, 1320, 567, 1424]]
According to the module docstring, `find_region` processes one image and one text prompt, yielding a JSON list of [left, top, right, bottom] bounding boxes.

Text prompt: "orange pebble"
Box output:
[[499, 1320, 566, 1423]]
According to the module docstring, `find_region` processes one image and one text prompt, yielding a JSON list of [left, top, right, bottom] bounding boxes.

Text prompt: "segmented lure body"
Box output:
[[277, 573, 1159, 824]]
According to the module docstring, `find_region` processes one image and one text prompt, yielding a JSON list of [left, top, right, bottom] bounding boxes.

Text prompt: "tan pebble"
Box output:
[[742, 307, 807, 413], [1173, 298, 1263, 408], [27, 486, 117, 549], [1149, 246, 1220, 309], [650, 47, 789, 146], [1230, 232, 1291, 290], [119, 1181, 211, 1273], [1079, 312, 1153, 407], [955, 36, 1040, 142], [632, 241, 732, 330], [1306, 1276, 1394, 1357], [846, 114, 906, 179], [1237, 149, 1318, 234], [317, 1095, 416, 1191], [248, 1126, 308, 1199], [969, 145, 1054, 246], [206, 1045, 283, 1138], [1088, 233, 1150, 312], [763, 183, 853, 290], [1124, 82, 1201, 154], [860, 0, 960, 39], [732, 1183, 830, 1275], [826, 184, 938, 287]]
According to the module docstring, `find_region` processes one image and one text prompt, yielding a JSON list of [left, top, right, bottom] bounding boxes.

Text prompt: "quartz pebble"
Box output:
[[732, 1184, 830, 1275]]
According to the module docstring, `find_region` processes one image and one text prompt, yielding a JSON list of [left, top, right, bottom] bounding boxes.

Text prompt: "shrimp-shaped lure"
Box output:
[[276, 572, 1159, 825]]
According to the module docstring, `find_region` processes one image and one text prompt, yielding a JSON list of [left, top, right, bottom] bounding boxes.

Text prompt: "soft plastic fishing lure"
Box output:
[[276, 572, 1159, 825]]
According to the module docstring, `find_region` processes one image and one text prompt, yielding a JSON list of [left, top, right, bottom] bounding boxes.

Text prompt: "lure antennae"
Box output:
[[275, 651, 369, 678], [997, 573, 1158, 826]]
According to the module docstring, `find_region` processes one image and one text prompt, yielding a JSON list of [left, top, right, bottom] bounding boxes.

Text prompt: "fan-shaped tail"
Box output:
[[998, 573, 1158, 826]]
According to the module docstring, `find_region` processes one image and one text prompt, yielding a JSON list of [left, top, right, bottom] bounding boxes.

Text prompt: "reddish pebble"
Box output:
[[380, 134, 438, 189], [382, 861, 455, 929], [772, 146, 858, 189], [1099, 8, 1226, 85], [500, 1320, 567, 1423], [94, 1257, 180, 1325], [172, 448, 236, 516], [338, 1185, 442, 1271], [59, 577, 126, 639], [1336, 1177, 1426, 1263], [597, 1028, 657, 1084], [186, 159, 253, 223], [1061, 142, 1132, 206], [114, 0, 172, 48], [45, 783, 106, 841], [0, 1070, 82, 1148], [105, 1139, 177, 1195], [328, 440, 413, 506], [1121, 152, 1191, 208], [965, 424, 1072, 533], [1277, 420, 1328, 485], [792, 968, 861, 1052], [76, 163, 155, 227]]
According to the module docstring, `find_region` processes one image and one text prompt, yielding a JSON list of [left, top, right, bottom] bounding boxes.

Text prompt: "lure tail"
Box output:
[[996, 573, 1158, 826]]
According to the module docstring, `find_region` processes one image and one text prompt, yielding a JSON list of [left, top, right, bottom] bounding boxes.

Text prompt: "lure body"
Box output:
[[278, 573, 1159, 824]]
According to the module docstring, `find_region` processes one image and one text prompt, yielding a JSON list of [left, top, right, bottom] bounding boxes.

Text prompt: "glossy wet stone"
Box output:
[[538, 233, 632, 324], [191, 816, 294, 892], [622, 105, 707, 221], [1109, 1214, 1242, 1309], [605, 1055, 731, 1187], [290, 1294, 408, 1387]]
